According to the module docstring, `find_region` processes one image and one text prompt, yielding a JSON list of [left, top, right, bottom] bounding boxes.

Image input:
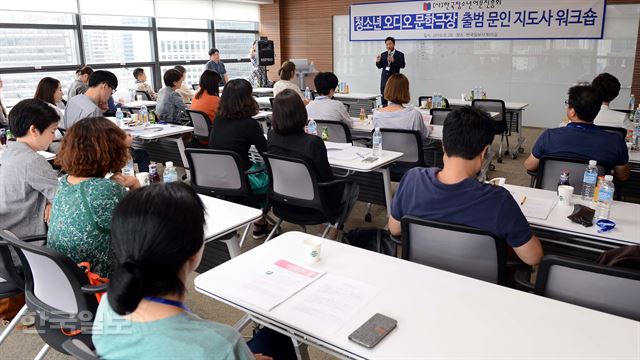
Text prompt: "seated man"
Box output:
[[305, 72, 352, 129], [64, 70, 116, 129], [524, 85, 630, 181], [592, 73, 633, 130], [133, 67, 157, 100], [388, 106, 543, 266]]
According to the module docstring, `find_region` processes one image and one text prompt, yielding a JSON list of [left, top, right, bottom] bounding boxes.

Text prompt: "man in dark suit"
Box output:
[[375, 36, 406, 106]]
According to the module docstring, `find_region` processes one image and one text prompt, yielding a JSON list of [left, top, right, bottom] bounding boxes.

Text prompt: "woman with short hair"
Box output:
[[273, 61, 309, 104], [373, 73, 428, 138]]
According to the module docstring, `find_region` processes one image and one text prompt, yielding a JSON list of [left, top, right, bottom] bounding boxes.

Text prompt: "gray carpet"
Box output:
[[0, 127, 544, 360]]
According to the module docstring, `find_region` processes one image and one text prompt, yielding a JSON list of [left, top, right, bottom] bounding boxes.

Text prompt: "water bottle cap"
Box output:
[[604, 175, 613, 181], [589, 160, 597, 166], [374, 127, 381, 131], [165, 161, 174, 168]]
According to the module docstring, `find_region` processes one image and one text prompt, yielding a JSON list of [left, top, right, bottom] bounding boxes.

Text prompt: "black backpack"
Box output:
[[343, 228, 401, 257]]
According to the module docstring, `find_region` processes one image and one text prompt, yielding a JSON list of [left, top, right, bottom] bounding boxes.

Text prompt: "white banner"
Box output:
[[350, 0, 606, 41]]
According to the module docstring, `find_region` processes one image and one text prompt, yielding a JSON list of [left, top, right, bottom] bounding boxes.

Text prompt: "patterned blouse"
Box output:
[[48, 176, 127, 277]]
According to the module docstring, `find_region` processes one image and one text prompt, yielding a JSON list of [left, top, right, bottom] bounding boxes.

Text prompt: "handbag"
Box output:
[[343, 228, 401, 257]]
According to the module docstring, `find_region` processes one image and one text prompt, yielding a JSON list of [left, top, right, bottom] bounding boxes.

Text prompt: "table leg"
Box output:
[[220, 233, 241, 258], [292, 339, 311, 360], [176, 137, 190, 182], [377, 168, 393, 216]]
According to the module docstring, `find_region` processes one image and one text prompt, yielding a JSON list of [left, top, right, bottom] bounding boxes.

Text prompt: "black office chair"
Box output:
[[429, 108, 453, 126], [0, 233, 28, 348], [268, 97, 274, 109], [135, 90, 152, 101], [262, 152, 359, 242], [418, 96, 449, 108], [1, 230, 105, 358], [535, 255, 640, 321], [423, 140, 444, 168], [315, 120, 352, 143], [532, 156, 608, 195], [597, 125, 628, 139], [379, 128, 425, 182], [472, 99, 509, 164], [185, 109, 212, 145], [401, 216, 508, 285], [63, 339, 100, 360]]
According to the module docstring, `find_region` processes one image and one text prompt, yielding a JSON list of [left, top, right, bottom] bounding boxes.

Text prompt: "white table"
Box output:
[[195, 231, 640, 360], [199, 194, 262, 257], [123, 124, 193, 140], [255, 96, 272, 109], [252, 87, 274, 96], [332, 92, 380, 101], [122, 100, 157, 109], [120, 123, 194, 174], [253, 111, 272, 120], [505, 184, 640, 247], [350, 117, 442, 140], [630, 150, 640, 165]]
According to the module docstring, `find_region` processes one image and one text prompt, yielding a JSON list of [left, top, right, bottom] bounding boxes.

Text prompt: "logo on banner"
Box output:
[[423, 2, 432, 12]]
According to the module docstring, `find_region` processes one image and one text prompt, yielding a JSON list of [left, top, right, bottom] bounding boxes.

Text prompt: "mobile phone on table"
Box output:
[[348, 313, 397, 348]]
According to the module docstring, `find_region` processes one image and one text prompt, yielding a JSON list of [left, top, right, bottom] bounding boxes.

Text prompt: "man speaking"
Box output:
[[375, 36, 405, 106]]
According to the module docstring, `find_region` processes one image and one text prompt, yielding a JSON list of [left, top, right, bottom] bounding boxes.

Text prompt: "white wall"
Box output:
[[334, 5, 640, 129]]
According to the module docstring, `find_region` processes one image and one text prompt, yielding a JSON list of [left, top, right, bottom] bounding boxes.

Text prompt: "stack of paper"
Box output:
[[518, 196, 557, 220], [324, 142, 353, 151], [327, 146, 369, 161]]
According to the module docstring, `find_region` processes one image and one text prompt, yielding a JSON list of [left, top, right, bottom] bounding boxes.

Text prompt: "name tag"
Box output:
[[385, 66, 390, 71]]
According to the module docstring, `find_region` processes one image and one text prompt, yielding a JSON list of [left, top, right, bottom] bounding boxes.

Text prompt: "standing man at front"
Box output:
[[206, 48, 228, 86], [376, 37, 405, 106]]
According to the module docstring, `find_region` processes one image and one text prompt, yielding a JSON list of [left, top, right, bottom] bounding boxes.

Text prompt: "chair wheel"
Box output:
[[489, 164, 496, 171], [504, 150, 510, 156], [364, 213, 372, 222], [510, 153, 518, 160], [518, 147, 525, 153], [497, 157, 503, 164]]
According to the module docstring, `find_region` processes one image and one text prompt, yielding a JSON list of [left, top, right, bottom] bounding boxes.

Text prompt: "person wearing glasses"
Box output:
[[63, 70, 118, 129]]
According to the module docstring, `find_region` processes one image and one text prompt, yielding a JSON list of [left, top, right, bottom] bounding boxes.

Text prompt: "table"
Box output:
[[122, 100, 157, 110], [124, 123, 194, 171], [252, 87, 274, 97], [255, 96, 272, 109], [195, 231, 640, 360], [448, 98, 529, 158], [505, 184, 640, 257], [630, 150, 640, 165], [199, 194, 262, 258]]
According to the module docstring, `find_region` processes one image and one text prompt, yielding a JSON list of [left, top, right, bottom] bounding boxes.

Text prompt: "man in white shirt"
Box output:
[[592, 72, 633, 130], [305, 72, 352, 129]]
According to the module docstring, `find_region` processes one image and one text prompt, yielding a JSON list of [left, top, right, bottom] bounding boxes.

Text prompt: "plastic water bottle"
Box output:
[[372, 127, 383, 158], [635, 121, 640, 148], [139, 104, 149, 125], [432, 92, 438, 108], [634, 105, 640, 130], [122, 156, 134, 177], [304, 87, 312, 100], [129, 89, 135, 102], [163, 161, 178, 183], [629, 94, 635, 112], [595, 175, 615, 221], [307, 118, 318, 136], [581, 160, 598, 201], [148, 162, 160, 183], [359, 106, 366, 121], [115, 108, 124, 127]]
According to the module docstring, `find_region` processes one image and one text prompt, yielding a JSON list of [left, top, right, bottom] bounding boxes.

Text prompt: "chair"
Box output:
[[597, 125, 628, 139], [135, 90, 151, 101], [533, 156, 607, 195], [185, 109, 212, 144], [401, 216, 507, 285], [0, 233, 28, 347], [315, 120, 352, 143], [418, 96, 449, 108], [268, 97, 274, 109], [429, 108, 452, 126], [262, 152, 358, 241], [535, 255, 640, 321], [379, 128, 425, 182], [0, 230, 105, 359], [472, 99, 509, 164], [63, 339, 100, 360]]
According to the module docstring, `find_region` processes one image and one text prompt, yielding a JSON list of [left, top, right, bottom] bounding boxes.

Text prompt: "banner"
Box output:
[[350, 0, 606, 41]]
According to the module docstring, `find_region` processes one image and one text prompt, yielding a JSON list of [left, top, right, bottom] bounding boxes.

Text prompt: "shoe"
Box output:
[[252, 222, 271, 239]]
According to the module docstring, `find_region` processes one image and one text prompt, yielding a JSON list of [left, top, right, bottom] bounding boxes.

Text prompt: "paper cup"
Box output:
[[558, 185, 574, 206], [136, 95, 143, 101], [136, 172, 150, 187], [303, 238, 323, 264], [421, 100, 428, 108]]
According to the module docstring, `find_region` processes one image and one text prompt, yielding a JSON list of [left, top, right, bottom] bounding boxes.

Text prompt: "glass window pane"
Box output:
[[215, 21, 258, 31], [83, 30, 153, 64], [96, 67, 154, 100], [0, 29, 80, 68], [156, 18, 209, 29], [214, 32, 256, 59], [81, 15, 151, 27], [160, 64, 204, 88], [0, 71, 76, 107], [225, 62, 253, 81], [157, 32, 210, 61], [0, 10, 75, 24]]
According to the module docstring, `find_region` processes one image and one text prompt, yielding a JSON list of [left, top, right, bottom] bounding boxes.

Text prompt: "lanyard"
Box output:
[[144, 296, 191, 312], [315, 96, 329, 101], [566, 122, 598, 131]]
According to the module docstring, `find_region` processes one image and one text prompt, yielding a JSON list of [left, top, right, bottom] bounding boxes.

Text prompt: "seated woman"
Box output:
[[373, 73, 429, 138], [209, 79, 271, 239], [190, 70, 222, 146], [267, 89, 358, 236], [47, 117, 140, 277], [156, 69, 188, 123], [93, 183, 295, 360], [273, 61, 310, 105], [34, 77, 66, 152]]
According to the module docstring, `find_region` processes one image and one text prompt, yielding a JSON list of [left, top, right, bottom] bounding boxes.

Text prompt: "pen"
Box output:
[[355, 152, 365, 159], [520, 196, 527, 206]]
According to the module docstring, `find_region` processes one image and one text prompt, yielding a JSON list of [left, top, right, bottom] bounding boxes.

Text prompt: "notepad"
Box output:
[[327, 146, 369, 161], [518, 196, 557, 220], [324, 141, 353, 151]]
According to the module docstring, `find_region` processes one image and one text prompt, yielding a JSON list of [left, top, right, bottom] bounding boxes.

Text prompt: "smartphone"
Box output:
[[362, 156, 379, 163], [348, 313, 397, 348]]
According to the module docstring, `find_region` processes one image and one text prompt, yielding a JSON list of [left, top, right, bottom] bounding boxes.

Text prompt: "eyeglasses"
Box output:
[[564, 100, 569, 106]]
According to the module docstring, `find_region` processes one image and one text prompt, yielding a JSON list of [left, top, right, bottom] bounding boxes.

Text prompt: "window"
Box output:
[[215, 21, 258, 31], [0, 71, 76, 107], [0, 29, 80, 68], [97, 67, 153, 101], [157, 32, 210, 62], [225, 62, 253, 81], [0, 10, 75, 25], [81, 15, 151, 27], [214, 32, 257, 60], [160, 64, 205, 88], [156, 18, 209, 29], [83, 30, 153, 64]]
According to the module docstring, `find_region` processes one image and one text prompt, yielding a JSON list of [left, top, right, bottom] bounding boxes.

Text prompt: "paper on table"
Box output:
[[327, 146, 369, 161], [518, 196, 557, 220], [284, 273, 380, 334], [324, 141, 353, 151], [429, 125, 443, 139], [230, 259, 325, 311]]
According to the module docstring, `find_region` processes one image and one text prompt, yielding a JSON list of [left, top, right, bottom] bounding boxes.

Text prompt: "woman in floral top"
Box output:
[[47, 117, 140, 277]]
